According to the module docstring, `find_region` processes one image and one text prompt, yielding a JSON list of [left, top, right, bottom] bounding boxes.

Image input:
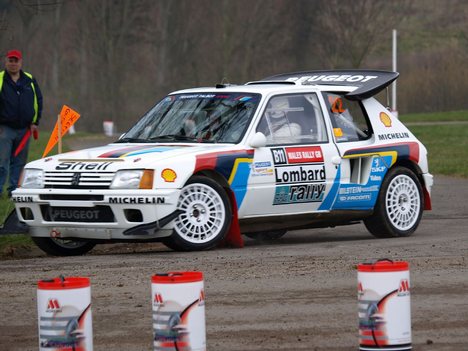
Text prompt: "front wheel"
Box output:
[[32, 237, 96, 256], [163, 176, 232, 251], [364, 167, 423, 238]]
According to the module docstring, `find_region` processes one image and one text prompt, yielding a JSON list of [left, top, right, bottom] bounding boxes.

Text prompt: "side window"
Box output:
[[256, 94, 328, 145], [325, 93, 372, 142]]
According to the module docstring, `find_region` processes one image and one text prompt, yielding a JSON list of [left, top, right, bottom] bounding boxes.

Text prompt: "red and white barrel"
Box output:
[[151, 271, 206, 351], [37, 277, 93, 351], [358, 260, 411, 351]]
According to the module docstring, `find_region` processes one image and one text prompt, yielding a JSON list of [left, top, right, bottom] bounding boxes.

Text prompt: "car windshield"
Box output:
[[119, 92, 261, 143]]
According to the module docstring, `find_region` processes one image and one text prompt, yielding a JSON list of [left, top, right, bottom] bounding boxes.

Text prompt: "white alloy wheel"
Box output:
[[364, 166, 424, 238], [385, 174, 421, 231], [174, 182, 227, 244]]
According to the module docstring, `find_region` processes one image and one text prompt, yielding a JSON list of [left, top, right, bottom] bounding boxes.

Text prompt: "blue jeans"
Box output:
[[0, 125, 30, 196]]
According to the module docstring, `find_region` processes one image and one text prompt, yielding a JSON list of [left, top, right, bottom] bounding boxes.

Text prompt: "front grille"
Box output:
[[44, 171, 115, 189], [41, 205, 115, 222]]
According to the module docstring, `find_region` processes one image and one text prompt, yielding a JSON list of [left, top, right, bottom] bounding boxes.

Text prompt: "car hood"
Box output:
[[26, 142, 238, 171]]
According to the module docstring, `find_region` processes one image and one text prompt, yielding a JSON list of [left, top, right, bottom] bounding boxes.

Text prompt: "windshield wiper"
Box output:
[[115, 137, 149, 143], [148, 134, 215, 143]]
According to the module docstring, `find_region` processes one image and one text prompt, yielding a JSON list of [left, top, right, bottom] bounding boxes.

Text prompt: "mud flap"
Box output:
[[219, 191, 244, 248], [0, 209, 29, 235]]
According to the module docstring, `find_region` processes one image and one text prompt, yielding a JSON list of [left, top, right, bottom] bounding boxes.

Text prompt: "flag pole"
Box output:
[[57, 114, 62, 154]]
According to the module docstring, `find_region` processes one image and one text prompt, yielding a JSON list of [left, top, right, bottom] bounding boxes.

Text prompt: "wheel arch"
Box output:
[[193, 168, 238, 213], [391, 159, 431, 210]]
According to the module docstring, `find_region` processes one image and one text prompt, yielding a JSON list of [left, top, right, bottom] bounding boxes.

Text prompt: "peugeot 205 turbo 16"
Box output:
[[12, 70, 433, 255]]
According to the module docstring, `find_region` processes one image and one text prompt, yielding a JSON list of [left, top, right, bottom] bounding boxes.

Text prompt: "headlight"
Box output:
[[110, 169, 154, 189], [20, 169, 44, 188]]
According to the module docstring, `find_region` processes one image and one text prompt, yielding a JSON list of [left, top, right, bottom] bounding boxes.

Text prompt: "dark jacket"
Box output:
[[0, 70, 43, 129]]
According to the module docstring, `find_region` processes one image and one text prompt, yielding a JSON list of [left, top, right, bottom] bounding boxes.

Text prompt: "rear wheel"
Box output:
[[32, 237, 96, 256], [163, 176, 232, 251], [364, 167, 423, 238]]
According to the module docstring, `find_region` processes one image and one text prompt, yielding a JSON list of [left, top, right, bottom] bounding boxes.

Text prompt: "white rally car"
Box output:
[[13, 70, 433, 256]]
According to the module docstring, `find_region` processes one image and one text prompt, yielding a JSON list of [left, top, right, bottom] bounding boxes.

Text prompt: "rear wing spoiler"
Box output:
[[257, 70, 399, 100]]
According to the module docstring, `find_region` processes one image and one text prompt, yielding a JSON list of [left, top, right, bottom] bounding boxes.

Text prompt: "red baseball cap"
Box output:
[[6, 50, 22, 60]]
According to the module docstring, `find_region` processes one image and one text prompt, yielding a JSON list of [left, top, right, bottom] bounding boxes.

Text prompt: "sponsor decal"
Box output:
[[50, 209, 100, 220], [161, 168, 177, 182], [271, 146, 326, 205], [286, 74, 378, 84], [380, 112, 392, 127], [275, 165, 325, 184], [153, 293, 164, 307], [109, 196, 166, 204], [378, 132, 410, 141], [274, 184, 326, 205], [271, 146, 323, 165], [179, 94, 216, 99], [398, 279, 410, 296], [11, 195, 33, 203], [46, 298, 62, 313], [56, 161, 113, 171], [252, 161, 273, 177]]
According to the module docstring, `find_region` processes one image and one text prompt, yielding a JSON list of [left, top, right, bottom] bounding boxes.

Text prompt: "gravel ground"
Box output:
[[0, 175, 467, 350]]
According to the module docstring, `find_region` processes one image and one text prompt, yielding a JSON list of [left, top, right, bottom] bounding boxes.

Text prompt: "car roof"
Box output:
[[171, 83, 356, 96], [171, 70, 398, 100]]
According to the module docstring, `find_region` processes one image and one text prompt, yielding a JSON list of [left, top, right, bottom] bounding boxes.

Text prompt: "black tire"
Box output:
[[32, 237, 96, 256], [245, 230, 287, 241], [364, 166, 423, 238], [163, 176, 232, 251]]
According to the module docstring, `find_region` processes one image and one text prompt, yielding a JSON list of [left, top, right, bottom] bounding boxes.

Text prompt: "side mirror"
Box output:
[[249, 132, 267, 148]]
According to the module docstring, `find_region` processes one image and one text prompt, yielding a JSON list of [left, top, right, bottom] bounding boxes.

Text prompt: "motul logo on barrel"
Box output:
[[153, 293, 164, 306], [46, 298, 62, 312], [398, 279, 410, 296]]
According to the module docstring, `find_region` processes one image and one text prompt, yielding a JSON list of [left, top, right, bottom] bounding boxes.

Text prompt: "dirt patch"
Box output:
[[0, 176, 467, 350]]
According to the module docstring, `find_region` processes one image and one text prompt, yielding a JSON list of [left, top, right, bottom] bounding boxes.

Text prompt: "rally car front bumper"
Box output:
[[11, 188, 181, 240]]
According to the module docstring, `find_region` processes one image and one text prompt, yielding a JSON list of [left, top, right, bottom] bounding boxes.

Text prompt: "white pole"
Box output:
[[392, 29, 398, 118]]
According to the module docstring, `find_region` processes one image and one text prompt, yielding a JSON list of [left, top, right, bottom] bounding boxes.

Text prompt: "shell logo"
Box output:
[[161, 168, 177, 182], [380, 112, 392, 127]]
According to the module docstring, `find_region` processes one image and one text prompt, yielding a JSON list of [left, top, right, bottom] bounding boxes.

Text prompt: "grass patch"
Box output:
[[408, 124, 468, 178], [400, 110, 468, 123]]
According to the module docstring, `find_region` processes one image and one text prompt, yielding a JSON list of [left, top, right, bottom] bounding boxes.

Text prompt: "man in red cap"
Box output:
[[0, 49, 43, 197]]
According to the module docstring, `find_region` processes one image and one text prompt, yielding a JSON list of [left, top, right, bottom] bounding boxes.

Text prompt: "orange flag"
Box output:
[[42, 105, 81, 158]]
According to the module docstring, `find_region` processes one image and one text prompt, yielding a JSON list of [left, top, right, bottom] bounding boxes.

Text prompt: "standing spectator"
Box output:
[[0, 49, 43, 197]]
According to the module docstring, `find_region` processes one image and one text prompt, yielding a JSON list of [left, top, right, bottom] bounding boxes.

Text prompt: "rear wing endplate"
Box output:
[[259, 70, 399, 100]]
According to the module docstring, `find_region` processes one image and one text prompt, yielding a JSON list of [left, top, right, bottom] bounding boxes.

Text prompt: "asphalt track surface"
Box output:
[[0, 175, 466, 350]]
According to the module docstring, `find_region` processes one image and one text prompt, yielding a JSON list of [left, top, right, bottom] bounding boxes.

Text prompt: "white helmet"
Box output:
[[268, 97, 289, 118]]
